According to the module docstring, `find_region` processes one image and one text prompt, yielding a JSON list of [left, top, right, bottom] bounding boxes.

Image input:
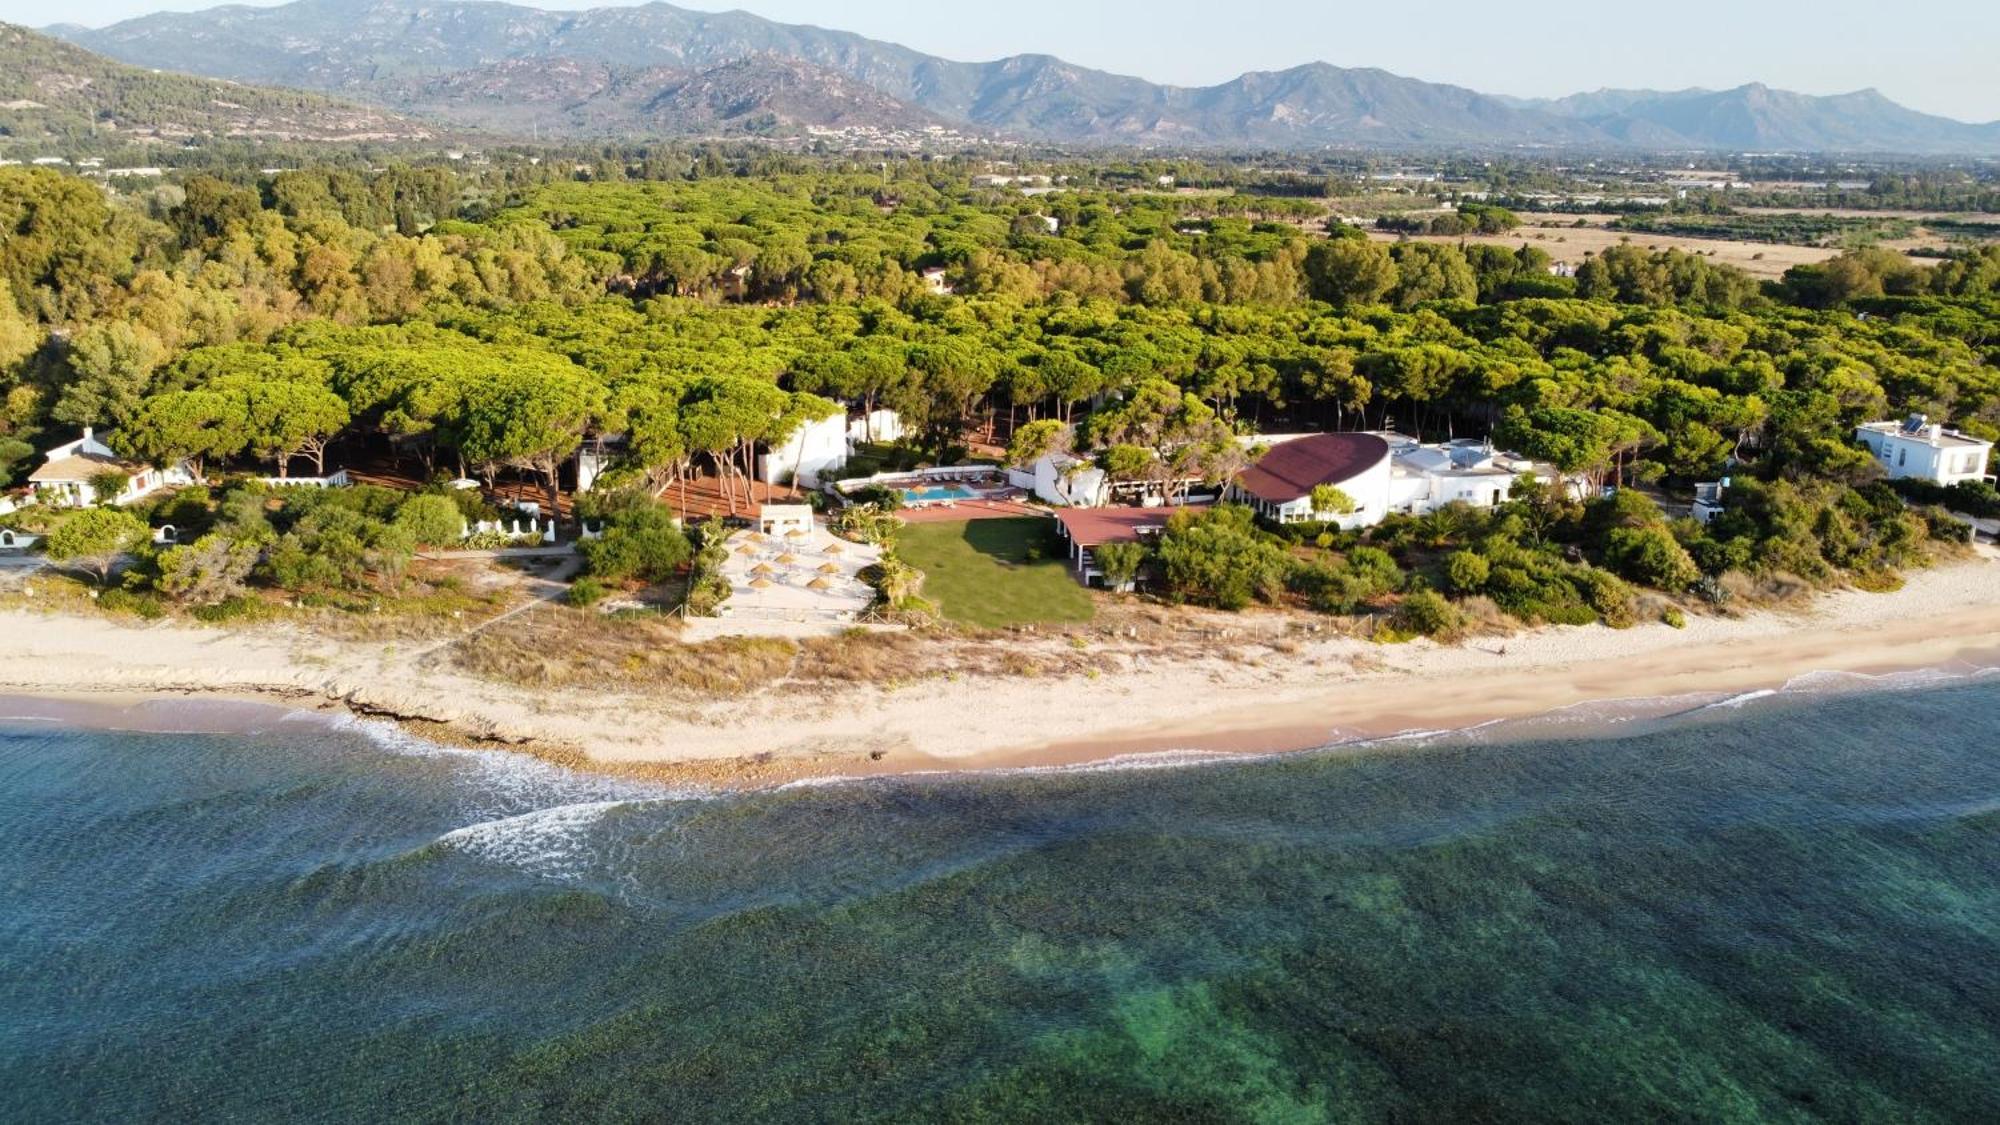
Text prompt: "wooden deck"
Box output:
[[658, 473, 809, 521]]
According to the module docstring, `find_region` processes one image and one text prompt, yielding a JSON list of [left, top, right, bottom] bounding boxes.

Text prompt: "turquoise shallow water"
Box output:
[[3, 675, 1999, 1123]]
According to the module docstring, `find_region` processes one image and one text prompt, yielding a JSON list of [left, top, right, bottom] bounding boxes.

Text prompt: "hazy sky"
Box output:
[[12, 0, 1999, 122]]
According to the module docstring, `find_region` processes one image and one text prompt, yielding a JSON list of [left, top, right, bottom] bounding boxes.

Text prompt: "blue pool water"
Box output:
[[902, 484, 977, 502]]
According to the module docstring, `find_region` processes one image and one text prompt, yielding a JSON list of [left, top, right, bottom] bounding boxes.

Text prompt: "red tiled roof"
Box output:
[[1233, 433, 1388, 504], [1054, 506, 1184, 548]]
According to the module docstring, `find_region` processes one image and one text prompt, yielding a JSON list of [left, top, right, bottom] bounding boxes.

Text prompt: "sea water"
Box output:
[[3, 674, 1998, 1122]]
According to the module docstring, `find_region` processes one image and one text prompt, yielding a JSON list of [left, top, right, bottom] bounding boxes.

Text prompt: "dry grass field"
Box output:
[[1365, 213, 1848, 280]]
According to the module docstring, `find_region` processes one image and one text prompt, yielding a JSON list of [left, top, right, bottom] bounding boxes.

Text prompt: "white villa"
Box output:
[[1227, 433, 1394, 527], [847, 409, 904, 446], [26, 428, 194, 508], [1020, 452, 1111, 508], [1228, 432, 1572, 527], [1856, 416, 1995, 487], [573, 409, 907, 496], [758, 411, 849, 488], [1022, 431, 1567, 524], [1383, 436, 1570, 515]]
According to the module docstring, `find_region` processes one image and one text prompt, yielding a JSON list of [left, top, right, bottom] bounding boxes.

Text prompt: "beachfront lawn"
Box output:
[[896, 518, 1094, 629]]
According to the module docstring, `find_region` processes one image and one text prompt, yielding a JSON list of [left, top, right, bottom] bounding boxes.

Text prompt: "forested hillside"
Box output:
[[0, 23, 432, 148], [2, 154, 1997, 625]]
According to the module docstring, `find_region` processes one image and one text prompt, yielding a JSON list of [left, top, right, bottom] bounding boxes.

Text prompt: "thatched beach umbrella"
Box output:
[[785, 528, 809, 540], [735, 545, 756, 556], [807, 577, 833, 590], [823, 543, 844, 555], [751, 562, 775, 575], [750, 577, 772, 589], [776, 553, 798, 564], [817, 562, 841, 574]]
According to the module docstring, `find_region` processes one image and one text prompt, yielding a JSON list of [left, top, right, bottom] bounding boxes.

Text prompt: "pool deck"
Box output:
[[896, 498, 1048, 524]]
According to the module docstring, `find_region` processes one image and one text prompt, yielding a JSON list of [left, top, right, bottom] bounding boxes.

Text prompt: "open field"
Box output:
[[896, 517, 1094, 629], [1366, 213, 1850, 279], [1738, 206, 2000, 223]]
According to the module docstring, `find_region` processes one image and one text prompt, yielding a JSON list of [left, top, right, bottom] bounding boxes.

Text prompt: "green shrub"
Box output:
[[1444, 550, 1490, 594], [96, 587, 164, 619], [832, 503, 900, 545], [1155, 506, 1292, 610], [1605, 525, 1701, 591], [155, 533, 260, 606], [1092, 541, 1147, 590], [1662, 606, 1687, 629], [579, 505, 691, 583], [191, 596, 272, 624], [87, 469, 130, 506], [568, 577, 611, 608], [1571, 566, 1638, 628], [394, 494, 467, 548], [44, 507, 148, 585], [1394, 589, 1462, 639]]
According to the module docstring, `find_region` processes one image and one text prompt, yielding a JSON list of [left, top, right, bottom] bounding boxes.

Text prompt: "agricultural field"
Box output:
[[1368, 212, 1868, 279]]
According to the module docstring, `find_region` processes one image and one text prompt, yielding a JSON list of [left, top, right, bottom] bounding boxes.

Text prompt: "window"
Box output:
[[1897, 449, 1906, 467]]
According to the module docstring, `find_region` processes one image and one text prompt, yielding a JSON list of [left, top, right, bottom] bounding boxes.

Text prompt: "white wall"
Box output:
[[761, 413, 849, 487], [1244, 453, 1393, 529], [1031, 454, 1107, 507], [848, 409, 904, 445]]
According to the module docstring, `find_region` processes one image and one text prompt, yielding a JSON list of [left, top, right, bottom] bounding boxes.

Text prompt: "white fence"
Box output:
[[254, 469, 352, 489], [465, 518, 558, 545]]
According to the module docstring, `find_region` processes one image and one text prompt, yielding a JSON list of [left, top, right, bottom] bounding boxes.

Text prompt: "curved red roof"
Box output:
[[1234, 433, 1389, 504]]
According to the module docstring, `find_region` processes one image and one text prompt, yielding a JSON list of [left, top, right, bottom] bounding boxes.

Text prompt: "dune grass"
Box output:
[[896, 518, 1094, 629]]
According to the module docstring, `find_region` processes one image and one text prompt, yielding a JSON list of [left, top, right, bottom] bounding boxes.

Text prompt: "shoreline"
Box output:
[[3, 549, 1997, 786]]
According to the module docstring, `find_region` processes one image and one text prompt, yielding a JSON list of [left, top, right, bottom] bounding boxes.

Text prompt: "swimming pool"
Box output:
[[902, 484, 977, 503]]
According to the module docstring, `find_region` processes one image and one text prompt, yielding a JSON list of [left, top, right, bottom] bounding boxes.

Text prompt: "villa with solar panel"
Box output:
[[1052, 431, 1575, 587]]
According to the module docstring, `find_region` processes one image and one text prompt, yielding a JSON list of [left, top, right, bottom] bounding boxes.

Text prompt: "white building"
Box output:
[[1384, 436, 1568, 515], [759, 411, 850, 488], [1024, 452, 1110, 508], [1692, 480, 1729, 524], [1017, 450, 1215, 510], [1228, 432, 1571, 528], [1856, 417, 1994, 486], [754, 504, 815, 538], [27, 428, 194, 508], [919, 267, 954, 296], [847, 409, 904, 446], [1228, 433, 1393, 528]]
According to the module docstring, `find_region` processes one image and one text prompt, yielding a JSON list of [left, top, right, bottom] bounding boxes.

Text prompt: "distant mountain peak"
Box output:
[[39, 1, 2000, 153]]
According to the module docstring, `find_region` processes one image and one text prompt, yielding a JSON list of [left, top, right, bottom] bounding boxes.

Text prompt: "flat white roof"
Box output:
[[1859, 422, 1991, 450]]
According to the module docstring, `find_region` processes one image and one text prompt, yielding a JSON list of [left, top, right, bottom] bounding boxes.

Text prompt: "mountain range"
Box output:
[[39, 0, 2000, 153], [0, 21, 431, 147]]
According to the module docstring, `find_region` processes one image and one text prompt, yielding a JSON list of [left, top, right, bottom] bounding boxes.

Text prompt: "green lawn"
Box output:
[[896, 518, 1094, 629]]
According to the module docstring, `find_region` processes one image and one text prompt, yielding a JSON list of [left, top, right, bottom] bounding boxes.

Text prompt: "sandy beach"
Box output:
[[3, 547, 1997, 784]]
